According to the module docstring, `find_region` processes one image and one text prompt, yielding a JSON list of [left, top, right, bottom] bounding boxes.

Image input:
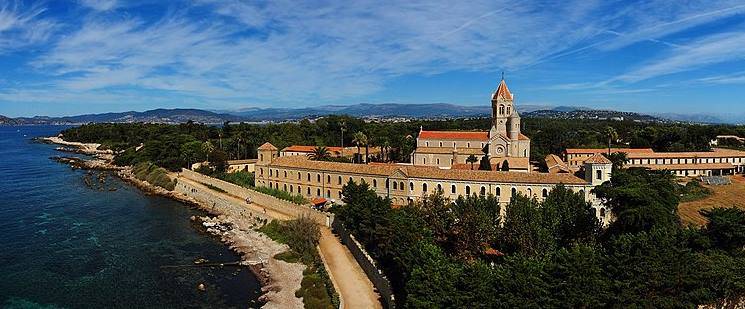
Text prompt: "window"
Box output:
[[426, 142, 429, 147], [596, 170, 602, 180], [327, 175, 331, 183], [284, 171, 287, 177], [297, 185, 301, 193], [393, 182, 398, 190], [410, 182, 414, 191], [298, 172, 301, 180], [422, 183, 428, 192], [600, 208, 606, 217], [467, 142, 470, 147], [269, 169, 273, 177], [507, 106, 511, 114], [439, 142, 442, 147], [327, 190, 331, 197], [542, 188, 548, 198], [437, 183, 442, 192], [480, 186, 486, 196], [307, 173, 310, 181], [260, 168, 264, 176], [511, 187, 517, 196], [284, 184, 287, 191], [338, 176, 342, 184], [527, 188, 532, 196], [451, 184, 456, 194], [317, 189, 320, 196], [339, 191, 342, 198], [466, 185, 471, 195], [400, 182, 404, 190], [290, 186, 294, 193], [423, 158, 426, 165], [496, 187, 501, 196], [436, 159, 440, 165], [307, 187, 310, 195], [317, 174, 320, 182], [349, 177, 353, 184], [260, 154, 264, 161], [373, 179, 377, 187]]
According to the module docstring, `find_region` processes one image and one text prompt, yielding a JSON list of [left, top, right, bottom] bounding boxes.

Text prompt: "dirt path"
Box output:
[[679, 175, 745, 225], [177, 175, 382, 309]]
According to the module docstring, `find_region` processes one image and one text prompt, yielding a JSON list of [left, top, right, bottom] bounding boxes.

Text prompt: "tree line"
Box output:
[[60, 116, 745, 172], [334, 167, 745, 308]]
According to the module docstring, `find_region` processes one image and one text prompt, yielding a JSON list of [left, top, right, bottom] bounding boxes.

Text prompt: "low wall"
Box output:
[[176, 180, 271, 223], [332, 220, 395, 309], [179, 169, 333, 227]]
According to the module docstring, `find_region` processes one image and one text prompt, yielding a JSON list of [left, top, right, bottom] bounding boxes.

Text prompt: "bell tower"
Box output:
[[490, 74, 514, 138]]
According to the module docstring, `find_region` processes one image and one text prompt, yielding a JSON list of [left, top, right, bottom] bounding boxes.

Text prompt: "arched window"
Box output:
[[284, 171, 287, 177], [423, 158, 426, 165], [317, 174, 321, 182], [467, 142, 470, 148], [507, 106, 511, 114], [527, 188, 532, 196], [400, 182, 404, 190], [439, 142, 443, 147], [326, 190, 331, 197], [349, 177, 353, 184], [480, 186, 486, 196], [298, 172, 301, 180], [284, 184, 287, 191], [373, 179, 377, 187], [451, 184, 456, 194], [327, 175, 331, 183], [596, 170, 602, 180], [422, 183, 428, 192], [496, 187, 501, 196], [269, 169, 272, 177], [297, 185, 301, 193], [317, 189, 320, 196], [465, 185, 471, 195], [260, 154, 264, 161], [307, 173, 310, 181], [437, 183, 442, 192], [307, 187, 310, 195], [385, 179, 389, 189], [542, 188, 548, 198], [410, 182, 414, 191], [426, 142, 429, 147], [499, 104, 505, 115], [511, 187, 517, 196], [436, 159, 440, 165], [338, 176, 342, 184], [260, 168, 264, 176], [393, 182, 398, 190]]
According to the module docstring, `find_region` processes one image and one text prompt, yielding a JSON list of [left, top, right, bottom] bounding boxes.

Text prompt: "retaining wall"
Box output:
[[332, 220, 395, 309], [179, 169, 333, 227]]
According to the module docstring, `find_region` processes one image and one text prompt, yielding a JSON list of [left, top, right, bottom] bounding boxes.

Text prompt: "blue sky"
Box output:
[[1, 0, 745, 117]]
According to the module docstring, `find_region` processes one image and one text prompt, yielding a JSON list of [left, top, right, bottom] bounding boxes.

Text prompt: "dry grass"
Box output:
[[678, 175, 745, 226]]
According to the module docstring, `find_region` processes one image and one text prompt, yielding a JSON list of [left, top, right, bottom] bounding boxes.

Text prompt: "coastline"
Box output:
[[42, 136, 305, 309]]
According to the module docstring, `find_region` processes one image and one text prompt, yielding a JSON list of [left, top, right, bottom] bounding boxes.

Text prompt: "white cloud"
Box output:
[[79, 0, 118, 11], [0, 2, 56, 53]]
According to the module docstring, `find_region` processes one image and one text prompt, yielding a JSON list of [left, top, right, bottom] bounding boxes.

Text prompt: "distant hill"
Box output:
[[1, 104, 693, 125], [523, 109, 664, 123], [4, 109, 244, 125], [226, 103, 589, 121]]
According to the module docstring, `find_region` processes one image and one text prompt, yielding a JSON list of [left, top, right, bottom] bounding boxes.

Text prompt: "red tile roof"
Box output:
[[585, 154, 612, 164], [258, 142, 278, 150], [282, 145, 344, 153], [492, 79, 513, 101], [564, 148, 654, 154], [418, 130, 489, 141]]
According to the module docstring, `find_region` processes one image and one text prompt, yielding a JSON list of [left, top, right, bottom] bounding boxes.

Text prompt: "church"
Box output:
[[411, 78, 532, 172]]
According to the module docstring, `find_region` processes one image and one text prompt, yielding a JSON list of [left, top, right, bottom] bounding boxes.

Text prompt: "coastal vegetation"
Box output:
[[258, 218, 338, 309], [334, 167, 745, 308], [60, 116, 745, 172], [132, 162, 175, 190]]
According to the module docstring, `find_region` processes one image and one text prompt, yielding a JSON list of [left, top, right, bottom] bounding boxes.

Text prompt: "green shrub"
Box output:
[[274, 251, 302, 263], [254, 186, 308, 204], [132, 162, 176, 191], [216, 171, 255, 187], [679, 180, 713, 202]]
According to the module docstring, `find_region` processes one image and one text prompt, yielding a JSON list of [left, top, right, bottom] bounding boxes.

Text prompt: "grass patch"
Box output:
[[253, 186, 309, 204], [258, 219, 338, 309], [202, 182, 227, 193], [216, 171, 255, 187], [274, 250, 302, 263], [132, 162, 176, 191]]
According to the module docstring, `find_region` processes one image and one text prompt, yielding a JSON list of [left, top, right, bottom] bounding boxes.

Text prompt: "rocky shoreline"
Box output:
[[44, 136, 304, 309]]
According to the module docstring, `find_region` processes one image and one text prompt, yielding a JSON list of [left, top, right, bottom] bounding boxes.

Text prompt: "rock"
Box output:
[[194, 258, 209, 265], [197, 283, 206, 291]]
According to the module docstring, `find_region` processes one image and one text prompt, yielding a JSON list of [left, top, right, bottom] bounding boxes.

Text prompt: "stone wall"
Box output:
[[179, 168, 334, 227]]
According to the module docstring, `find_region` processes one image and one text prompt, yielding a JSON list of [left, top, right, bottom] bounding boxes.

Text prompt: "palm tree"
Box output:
[[352, 131, 368, 164], [202, 141, 215, 162], [308, 146, 330, 161], [605, 126, 618, 155], [466, 154, 478, 170]]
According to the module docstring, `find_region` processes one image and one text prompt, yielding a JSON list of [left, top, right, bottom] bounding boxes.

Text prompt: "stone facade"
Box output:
[[412, 78, 531, 171]]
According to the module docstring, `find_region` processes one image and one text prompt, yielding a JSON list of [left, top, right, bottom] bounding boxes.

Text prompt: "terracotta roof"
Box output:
[[627, 163, 735, 171], [267, 155, 587, 185], [415, 147, 485, 155], [518, 133, 530, 141], [585, 154, 612, 164], [492, 79, 513, 101], [545, 154, 571, 173], [282, 145, 344, 153], [626, 148, 745, 159], [258, 142, 278, 150], [419, 130, 489, 141], [564, 148, 654, 154]]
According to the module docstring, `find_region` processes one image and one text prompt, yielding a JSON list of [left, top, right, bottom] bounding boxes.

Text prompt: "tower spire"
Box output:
[[501, 71, 504, 81]]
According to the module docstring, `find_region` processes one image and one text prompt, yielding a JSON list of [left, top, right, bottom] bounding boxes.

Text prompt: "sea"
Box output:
[[0, 126, 262, 309]]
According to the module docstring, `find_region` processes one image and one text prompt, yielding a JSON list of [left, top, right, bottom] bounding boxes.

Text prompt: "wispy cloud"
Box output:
[[79, 0, 118, 12], [0, 1, 56, 53]]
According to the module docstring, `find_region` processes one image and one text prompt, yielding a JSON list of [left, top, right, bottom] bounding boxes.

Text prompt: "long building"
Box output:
[[564, 147, 745, 176], [254, 79, 614, 225]]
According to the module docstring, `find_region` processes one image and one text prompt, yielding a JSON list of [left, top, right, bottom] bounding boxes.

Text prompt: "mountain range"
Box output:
[[0, 103, 738, 125]]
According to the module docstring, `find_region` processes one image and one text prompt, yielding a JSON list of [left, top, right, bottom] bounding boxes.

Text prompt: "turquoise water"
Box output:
[[0, 126, 262, 309]]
